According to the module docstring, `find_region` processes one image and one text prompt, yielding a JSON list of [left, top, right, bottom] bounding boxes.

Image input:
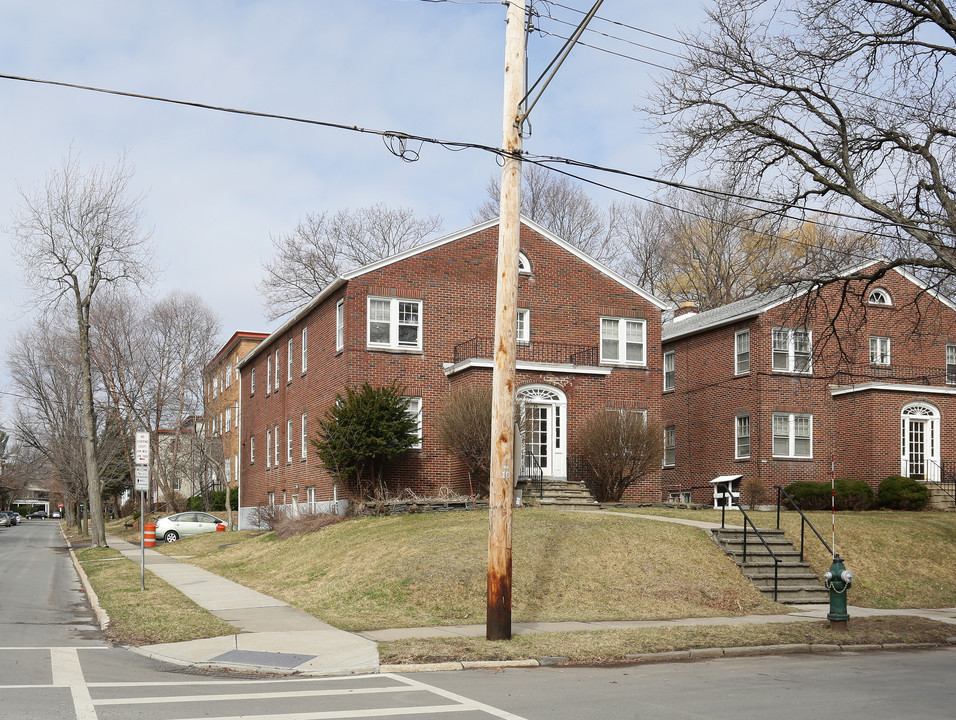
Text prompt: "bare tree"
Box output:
[[258, 204, 443, 320], [11, 152, 154, 545], [94, 290, 220, 512], [474, 164, 619, 263], [651, 0, 956, 287]]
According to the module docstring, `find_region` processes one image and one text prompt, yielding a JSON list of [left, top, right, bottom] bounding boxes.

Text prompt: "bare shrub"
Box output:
[[250, 503, 288, 531], [577, 410, 664, 503], [739, 476, 768, 509], [434, 385, 494, 495], [274, 511, 346, 540]]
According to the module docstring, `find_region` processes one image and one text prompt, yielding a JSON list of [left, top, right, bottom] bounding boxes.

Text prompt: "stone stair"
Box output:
[[924, 482, 956, 511], [711, 527, 829, 604], [518, 478, 599, 510]]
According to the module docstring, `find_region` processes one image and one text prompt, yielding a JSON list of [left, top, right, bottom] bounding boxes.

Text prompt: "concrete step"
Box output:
[[759, 587, 829, 603]]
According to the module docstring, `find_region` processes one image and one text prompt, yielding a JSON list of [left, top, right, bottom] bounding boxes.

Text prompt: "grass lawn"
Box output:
[[621, 507, 956, 608], [379, 616, 955, 665], [164, 508, 785, 631], [74, 546, 236, 645]]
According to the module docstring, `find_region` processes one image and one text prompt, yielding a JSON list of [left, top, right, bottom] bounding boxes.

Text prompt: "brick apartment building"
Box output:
[[203, 331, 269, 497], [660, 263, 956, 504], [236, 218, 669, 526]]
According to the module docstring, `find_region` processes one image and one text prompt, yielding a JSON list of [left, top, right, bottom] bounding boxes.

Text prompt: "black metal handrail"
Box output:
[[932, 460, 956, 503], [775, 486, 833, 562], [833, 363, 950, 386], [719, 482, 780, 602], [521, 450, 544, 499], [453, 336, 599, 366]]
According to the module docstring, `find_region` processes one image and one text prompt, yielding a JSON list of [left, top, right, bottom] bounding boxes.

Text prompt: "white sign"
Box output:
[[134, 465, 149, 492], [135, 431, 150, 466]]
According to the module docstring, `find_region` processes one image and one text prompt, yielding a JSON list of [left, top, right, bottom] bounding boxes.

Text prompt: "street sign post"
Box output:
[[134, 431, 150, 591]]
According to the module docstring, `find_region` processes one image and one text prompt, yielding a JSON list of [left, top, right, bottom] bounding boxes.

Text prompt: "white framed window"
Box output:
[[663, 427, 675, 467], [234, 403, 238, 429], [301, 412, 308, 459], [735, 414, 751, 459], [212, 374, 219, 398], [668, 491, 692, 504], [274, 424, 280, 466], [250, 436, 255, 464], [265, 429, 271, 467], [773, 413, 813, 458], [224, 406, 232, 432], [336, 299, 345, 352], [224, 361, 232, 388], [868, 288, 892, 306], [600, 317, 646, 365], [870, 336, 891, 366], [947, 344, 956, 385], [772, 327, 812, 373], [367, 297, 422, 350], [735, 329, 750, 375], [250, 367, 256, 395], [287, 339, 294, 382], [663, 351, 675, 391], [267, 491, 275, 506], [266, 355, 271, 395], [307, 486, 316, 504], [405, 397, 423, 449], [518, 251, 531, 274], [287, 419, 293, 463], [517, 309, 530, 343], [301, 327, 308, 373], [274, 349, 280, 390]]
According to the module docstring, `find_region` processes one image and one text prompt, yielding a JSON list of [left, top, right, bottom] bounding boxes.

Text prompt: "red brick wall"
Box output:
[[240, 223, 665, 507], [662, 268, 956, 502]]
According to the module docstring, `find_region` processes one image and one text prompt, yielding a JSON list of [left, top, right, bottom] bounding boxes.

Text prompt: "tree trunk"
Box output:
[[77, 299, 107, 547]]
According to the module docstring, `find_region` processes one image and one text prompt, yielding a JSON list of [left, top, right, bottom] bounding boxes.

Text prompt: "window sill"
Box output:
[[367, 346, 424, 355], [734, 457, 751, 462], [663, 388, 674, 394], [772, 456, 814, 461], [770, 370, 813, 377], [600, 362, 648, 369]]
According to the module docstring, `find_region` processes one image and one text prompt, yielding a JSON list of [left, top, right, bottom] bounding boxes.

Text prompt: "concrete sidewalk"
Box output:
[[106, 535, 379, 676]]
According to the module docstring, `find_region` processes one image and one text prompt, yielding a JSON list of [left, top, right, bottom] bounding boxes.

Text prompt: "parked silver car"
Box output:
[[155, 512, 225, 543]]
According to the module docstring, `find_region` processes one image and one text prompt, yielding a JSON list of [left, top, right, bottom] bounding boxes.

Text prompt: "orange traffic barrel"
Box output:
[[144, 522, 156, 547]]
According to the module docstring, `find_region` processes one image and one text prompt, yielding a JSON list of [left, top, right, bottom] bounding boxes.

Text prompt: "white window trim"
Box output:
[[267, 492, 275, 506], [287, 339, 294, 382], [735, 329, 750, 375], [772, 327, 812, 374], [301, 412, 308, 459], [518, 251, 531, 274], [663, 426, 675, 467], [517, 308, 530, 343], [250, 367, 256, 395], [772, 413, 813, 459], [735, 414, 751, 459], [265, 430, 271, 467], [367, 297, 423, 351], [600, 317, 647, 366], [301, 327, 308, 373], [274, 349, 280, 390], [947, 343, 956, 385], [868, 287, 892, 306], [336, 299, 345, 352], [663, 350, 675, 391], [870, 336, 891, 366], [274, 424, 280, 466], [266, 356, 271, 395], [406, 397, 423, 449], [287, 419, 293, 463], [250, 436, 255, 464]]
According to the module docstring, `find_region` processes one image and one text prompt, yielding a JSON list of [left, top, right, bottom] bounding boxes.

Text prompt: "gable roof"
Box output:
[[240, 216, 668, 367], [661, 260, 956, 342]]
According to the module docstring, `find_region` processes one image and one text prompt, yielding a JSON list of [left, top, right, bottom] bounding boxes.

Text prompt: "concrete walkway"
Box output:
[[107, 536, 379, 676], [97, 517, 956, 677]]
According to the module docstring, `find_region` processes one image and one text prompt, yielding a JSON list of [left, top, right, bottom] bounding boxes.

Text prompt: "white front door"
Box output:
[[518, 385, 567, 480], [901, 403, 940, 482]]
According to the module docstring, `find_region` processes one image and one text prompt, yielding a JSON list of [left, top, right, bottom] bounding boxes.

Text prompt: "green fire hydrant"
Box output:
[[823, 554, 854, 631]]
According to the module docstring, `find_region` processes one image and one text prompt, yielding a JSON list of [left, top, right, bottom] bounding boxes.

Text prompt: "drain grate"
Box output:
[[210, 649, 316, 668]]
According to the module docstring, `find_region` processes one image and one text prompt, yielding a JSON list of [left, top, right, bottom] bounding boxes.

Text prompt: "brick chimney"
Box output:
[[673, 301, 698, 320]]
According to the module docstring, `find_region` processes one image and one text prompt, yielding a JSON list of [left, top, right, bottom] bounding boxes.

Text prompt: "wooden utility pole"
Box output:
[[487, 0, 526, 642]]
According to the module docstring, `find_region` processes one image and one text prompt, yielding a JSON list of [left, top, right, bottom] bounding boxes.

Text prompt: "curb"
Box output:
[[381, 639, 956, 673], [62, 525, 111, 632]]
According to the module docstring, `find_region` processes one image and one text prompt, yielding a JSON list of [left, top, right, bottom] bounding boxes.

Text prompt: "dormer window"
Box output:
[[518, 251, 531, 274], [868, 288, 892, 306]]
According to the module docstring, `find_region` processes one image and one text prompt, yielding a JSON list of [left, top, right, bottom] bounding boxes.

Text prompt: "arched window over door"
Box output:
[[901, 402, 941, 482], [517, 385, 568, 481]]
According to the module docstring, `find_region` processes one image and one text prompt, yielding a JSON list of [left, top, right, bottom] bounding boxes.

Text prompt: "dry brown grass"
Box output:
[[380, 616, 954, 665], [75, 546, 235, 645], [622, 507, 956, 608], [180, 509, 785, 631]]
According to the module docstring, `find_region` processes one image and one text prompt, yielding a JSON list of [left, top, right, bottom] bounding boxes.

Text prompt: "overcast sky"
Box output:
[[0, 0, 708, 422]]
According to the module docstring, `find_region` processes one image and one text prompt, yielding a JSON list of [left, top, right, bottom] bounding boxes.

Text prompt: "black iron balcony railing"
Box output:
[[452, 336, 600, 366], [833, 363, 950, 387]]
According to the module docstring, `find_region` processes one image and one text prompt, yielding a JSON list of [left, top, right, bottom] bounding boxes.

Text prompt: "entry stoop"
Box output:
[[711, 528, 829, 604], [520, 478, 599, 510]]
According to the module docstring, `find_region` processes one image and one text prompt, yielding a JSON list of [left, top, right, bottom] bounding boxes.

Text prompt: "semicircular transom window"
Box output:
[[518, 251, 531, 274], [868, 288, 892, 306], [518, 386, 561, 403]]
